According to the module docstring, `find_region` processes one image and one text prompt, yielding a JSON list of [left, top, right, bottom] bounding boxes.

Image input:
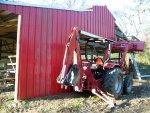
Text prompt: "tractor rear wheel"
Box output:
[[102, 67, 123, 99]]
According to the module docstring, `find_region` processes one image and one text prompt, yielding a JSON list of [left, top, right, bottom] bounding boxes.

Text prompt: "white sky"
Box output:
[[15, 0, 135, 11]]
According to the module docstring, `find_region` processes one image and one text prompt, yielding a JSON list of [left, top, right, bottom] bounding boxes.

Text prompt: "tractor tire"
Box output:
[[123, 75, 133, 94], [102, 67, 123, 99]]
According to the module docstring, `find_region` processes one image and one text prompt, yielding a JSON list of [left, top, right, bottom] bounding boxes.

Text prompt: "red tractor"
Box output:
[[57, 27, 144, 107]]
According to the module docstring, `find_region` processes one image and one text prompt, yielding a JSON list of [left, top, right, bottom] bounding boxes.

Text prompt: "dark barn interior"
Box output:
[[0, 10, 18, 92]]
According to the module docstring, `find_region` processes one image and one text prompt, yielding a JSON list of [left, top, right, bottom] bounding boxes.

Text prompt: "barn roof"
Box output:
[[0, 1, 94, 12]]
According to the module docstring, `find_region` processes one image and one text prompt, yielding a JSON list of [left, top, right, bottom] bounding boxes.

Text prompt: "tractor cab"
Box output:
[[79, 30, 118, 78]]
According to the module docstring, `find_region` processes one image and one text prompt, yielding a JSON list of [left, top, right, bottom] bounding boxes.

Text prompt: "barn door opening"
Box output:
[[0, 10, 20, 101]]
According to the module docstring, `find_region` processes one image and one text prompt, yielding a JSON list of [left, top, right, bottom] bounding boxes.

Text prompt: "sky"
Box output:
[[12, 0, 135, 11]]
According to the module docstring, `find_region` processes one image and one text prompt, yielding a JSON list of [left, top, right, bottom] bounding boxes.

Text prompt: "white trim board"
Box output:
[[14, 14, 21, 102]]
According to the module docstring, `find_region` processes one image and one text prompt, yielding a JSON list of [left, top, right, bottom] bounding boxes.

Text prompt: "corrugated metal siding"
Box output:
[[0, 4, 115, 100]]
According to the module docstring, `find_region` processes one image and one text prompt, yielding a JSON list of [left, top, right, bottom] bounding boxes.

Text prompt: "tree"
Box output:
[[114, 0, 150, 41], [65, 0, 78, 8]]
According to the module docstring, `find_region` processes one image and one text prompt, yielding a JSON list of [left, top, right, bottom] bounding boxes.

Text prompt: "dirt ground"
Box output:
[[1, 78, 150, 113]]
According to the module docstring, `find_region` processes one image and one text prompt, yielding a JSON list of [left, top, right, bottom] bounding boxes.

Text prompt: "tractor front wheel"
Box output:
[[102, 67, 123, 99], [123, 75, 133, 94]]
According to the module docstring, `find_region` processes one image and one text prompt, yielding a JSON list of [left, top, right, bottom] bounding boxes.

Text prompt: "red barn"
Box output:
[[0, 1, 123, 100]]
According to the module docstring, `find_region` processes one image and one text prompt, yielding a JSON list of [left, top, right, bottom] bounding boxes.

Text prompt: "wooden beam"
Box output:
[[0, 50, 15, 53], [0, 37, 16, 41], [0, 42, 16, 46], [0, 21, 17, 26], [0, 26, 17, 31], [0, 32, 17, 39], [0, 13, 17, 23]]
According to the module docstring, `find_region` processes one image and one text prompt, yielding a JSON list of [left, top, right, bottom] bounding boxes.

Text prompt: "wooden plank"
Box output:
[[8, 55, 16, 58], [0, 13, 17, 23], [7, 63, 16, 65]]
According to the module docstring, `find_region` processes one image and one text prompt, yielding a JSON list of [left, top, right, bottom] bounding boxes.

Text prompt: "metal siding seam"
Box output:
[[100, 7, 102, 37], [50, 9, 54, 94], [66, 10, 70, 39], [78, 12, 81, 30], [107, 10, 110, 38], [109, 11, 112, 38], [105, 7, 107, 38], [61, 10, 66, 93], [95, 7, 98, 35], [50, 9, 54, 95], [98, 7, 101, 36], [26, 6, 34, 98], [91, 11, 94, 34], [30, 7, 36, 98], [46, 9, 51, 95], [59, 10, 63, 93], [20, 6, 30, 99], [25, 7, 30, 99], [83, 12, 86, 31], [87, 11, 90, 32], [81, 12, 84, 30], [101, 7, 104, 37], [97, 7, 99, 36], [40, 8, 47, 96], [105, 7, 108, 38], [98, 7, 100, 36], [111, 13, 114, 39], [55, 9, 59, 94], [56, 10, 62, 93], [86, 12, 88, 32], [34, 8, 42, 97], [105, 8, 108, 38], [63, 11, 67, 45], [75, 11, 78, 27], [71, 10, 74, 28], [93, 7, 96, 34], [89, 11, 91, 33], [61, 10, 67, 93], [51, 9, 57, 94]]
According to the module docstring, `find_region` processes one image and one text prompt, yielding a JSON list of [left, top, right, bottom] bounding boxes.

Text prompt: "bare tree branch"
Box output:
[[65, 0, 77, 8]]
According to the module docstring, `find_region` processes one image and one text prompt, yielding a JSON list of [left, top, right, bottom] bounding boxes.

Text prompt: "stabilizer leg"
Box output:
[[92, 88, 116, 107]]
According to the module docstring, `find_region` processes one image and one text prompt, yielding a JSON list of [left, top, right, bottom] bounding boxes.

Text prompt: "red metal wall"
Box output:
[[0, 4, 115, 99]]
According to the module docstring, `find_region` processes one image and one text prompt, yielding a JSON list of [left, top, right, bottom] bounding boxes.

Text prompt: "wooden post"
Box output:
[[14, 15, 21, 102]]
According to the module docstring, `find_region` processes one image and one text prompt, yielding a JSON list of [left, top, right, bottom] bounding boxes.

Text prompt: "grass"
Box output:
[[135, 42, 150, 75]]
